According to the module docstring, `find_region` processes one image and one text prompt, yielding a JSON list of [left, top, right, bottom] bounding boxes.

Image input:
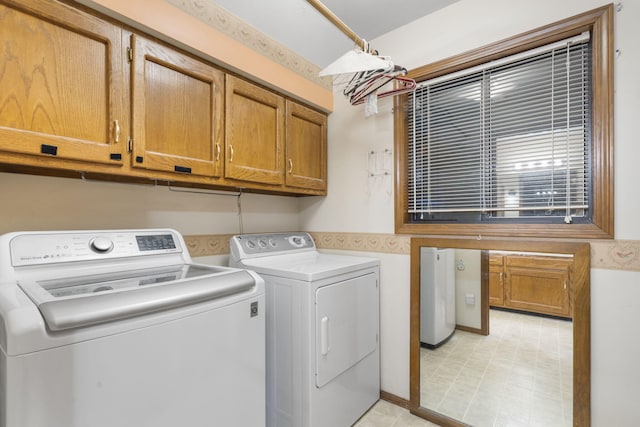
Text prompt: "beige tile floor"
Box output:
[[355, 309, 572, 427], [354, 400, 440, 427], [420, 309, 573, 427]]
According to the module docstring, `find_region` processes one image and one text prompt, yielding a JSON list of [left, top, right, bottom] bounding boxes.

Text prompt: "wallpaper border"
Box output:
[[184, 232, 640, 272]]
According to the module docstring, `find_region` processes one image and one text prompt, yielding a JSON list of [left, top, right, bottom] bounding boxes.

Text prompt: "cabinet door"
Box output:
[[285, 101, 327, 191], [225, 76, 284, 185], [131, 35, 224, 177], [488, 255, 504, 307], [0, 0, 124, 165], [504, 256, 572, 318]]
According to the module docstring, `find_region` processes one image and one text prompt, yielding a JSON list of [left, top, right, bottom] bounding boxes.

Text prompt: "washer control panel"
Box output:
[[9, 230, 182, 267], [231, 232, 315, 258]]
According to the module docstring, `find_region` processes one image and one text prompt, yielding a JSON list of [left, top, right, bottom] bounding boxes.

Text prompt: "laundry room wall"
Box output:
[[454, 249, 482, 330], [300, 0, 640, 425], [0, 172, 301, 256]]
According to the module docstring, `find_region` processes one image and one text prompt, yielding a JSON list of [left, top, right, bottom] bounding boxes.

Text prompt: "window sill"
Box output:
[[395, 221, 613, 240]]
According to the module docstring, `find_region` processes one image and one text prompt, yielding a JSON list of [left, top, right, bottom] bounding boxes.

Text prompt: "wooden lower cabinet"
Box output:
[[489, 254, 573, 319]]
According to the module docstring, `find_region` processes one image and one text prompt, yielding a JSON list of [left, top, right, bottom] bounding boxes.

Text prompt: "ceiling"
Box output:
[[210, 0, 459, 69]]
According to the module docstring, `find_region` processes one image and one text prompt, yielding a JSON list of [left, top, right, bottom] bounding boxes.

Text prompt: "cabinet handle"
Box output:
[[215, 143, 221, 161], [174, 165, 192, 174], [114, 120, 120, 143], [500, 272, 503, 282], [288, 159, 293, 174], [229, 145, 234, 162], [41, 144, 58, 156]]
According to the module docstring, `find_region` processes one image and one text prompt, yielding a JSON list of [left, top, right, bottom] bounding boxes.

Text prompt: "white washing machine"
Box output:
[[230, 232, 380, 427], [0, 229, 265, 427]]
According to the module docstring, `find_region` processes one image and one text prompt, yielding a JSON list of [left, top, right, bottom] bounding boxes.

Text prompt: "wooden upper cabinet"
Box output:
[[285, 101, 327, 191], [225, 75, 284, 185], [0, 1, 328, 196], [130, 35, 224, 178], [0, 0, 125, 165]]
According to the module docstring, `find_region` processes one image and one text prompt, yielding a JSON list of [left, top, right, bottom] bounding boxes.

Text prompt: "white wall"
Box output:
[[454, 249, 481, 329], [299, 96, 397, 233], [0, 172, 301, 239], [300, 0, 640, 425], [591, 268, 640, 425]]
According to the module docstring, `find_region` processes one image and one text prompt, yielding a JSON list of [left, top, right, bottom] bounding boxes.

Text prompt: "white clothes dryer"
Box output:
[[230, 232, 380, 427]]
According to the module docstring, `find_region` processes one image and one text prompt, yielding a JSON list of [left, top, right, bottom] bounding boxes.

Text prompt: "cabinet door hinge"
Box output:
[[127, 137, 133, 153], [126, 46, 133, 63]]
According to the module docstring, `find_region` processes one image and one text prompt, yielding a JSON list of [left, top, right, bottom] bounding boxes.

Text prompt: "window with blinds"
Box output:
[[407, 33, 592, 224]]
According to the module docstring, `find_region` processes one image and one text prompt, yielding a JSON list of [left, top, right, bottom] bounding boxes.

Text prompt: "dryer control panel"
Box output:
[[230, 232, 315, 260]]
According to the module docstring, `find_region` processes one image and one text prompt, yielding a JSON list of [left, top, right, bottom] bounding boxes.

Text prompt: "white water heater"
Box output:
[[420, 247, 456, 347]]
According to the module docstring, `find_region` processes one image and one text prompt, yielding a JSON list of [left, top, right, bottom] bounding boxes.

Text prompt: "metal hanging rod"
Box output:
[[167, 184, 242, 197], [78, 172, 243, 197], [306, 0, 367, 52]]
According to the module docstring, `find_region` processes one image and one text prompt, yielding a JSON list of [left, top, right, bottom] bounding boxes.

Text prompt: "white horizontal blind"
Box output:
[[408, 35, 591, 222]]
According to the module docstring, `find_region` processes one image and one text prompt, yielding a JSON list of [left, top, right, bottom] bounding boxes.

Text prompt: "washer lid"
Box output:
[[17, 264, 256, 331], [240, 251, 379, 281]]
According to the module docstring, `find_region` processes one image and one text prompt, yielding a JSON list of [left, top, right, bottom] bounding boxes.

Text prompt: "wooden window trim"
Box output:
[[394, 4, 614, 239]]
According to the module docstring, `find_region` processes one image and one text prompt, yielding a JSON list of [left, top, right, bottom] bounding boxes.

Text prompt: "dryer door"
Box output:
[[315, 272, 378, 387]]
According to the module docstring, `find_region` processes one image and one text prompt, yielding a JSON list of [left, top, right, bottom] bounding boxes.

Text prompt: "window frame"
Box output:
[[394, 4, 614, 239]]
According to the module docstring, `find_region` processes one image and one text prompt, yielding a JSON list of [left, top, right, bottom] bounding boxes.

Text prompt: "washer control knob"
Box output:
[[289, 236, 304, 247], [89, 237, 114, 253], [258, 239, 267, 248], [246, 240, 256, 249], [268, 239, 277, 248]]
